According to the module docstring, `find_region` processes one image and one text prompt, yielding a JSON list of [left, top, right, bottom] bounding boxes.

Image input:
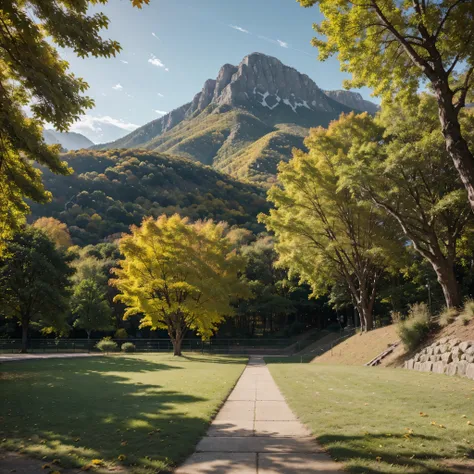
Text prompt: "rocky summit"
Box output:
[[98, 53, 378, 183]]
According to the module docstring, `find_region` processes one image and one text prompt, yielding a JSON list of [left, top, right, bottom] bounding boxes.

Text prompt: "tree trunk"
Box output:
[[433, 81, 474, 213], [87, 331, 91, 340], [21, 319, 28, 353], [172, 336, 183, 356], [362, 305, 374, 332], [432, 259, 461, 309]]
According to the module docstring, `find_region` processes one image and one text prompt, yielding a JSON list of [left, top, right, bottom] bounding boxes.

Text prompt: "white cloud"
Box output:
[[154, 110, 167, 115], [152, 32, 160, 40], [148, 54, 168, 70], [229, 25, 249, 34], [112, 83, 123, 91], [157, 93, 164, 97], [71, 115, 139, 133], [120, 60, 129, 64], [258, 36, 290, 49]]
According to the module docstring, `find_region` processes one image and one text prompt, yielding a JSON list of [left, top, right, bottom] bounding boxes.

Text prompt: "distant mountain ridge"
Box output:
[[43, 129, 94, 151], [97, 53, 378, 183], [323, 90, 379, 114]]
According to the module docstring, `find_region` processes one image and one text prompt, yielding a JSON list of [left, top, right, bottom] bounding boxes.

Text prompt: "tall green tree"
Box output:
[[112, 214, 248, 355], [238, 235, 296, 335], [298, 0, 474, 212], [261, 117, 402, 331], [341, 99, 473, 309], [0, 227, 74, 351], [72, 279, 113, 339], [0, 0, 149, 250]]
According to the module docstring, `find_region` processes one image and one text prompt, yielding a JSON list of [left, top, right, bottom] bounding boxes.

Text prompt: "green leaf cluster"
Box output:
[[0, 0, 148, 250]]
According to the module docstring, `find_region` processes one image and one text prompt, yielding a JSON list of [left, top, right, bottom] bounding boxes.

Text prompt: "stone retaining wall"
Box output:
[[404, 338, 474, 380]]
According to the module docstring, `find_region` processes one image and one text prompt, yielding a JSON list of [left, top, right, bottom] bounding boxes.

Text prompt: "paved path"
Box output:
[[0, 353, 101, 363], [176, 356, 342, 473]]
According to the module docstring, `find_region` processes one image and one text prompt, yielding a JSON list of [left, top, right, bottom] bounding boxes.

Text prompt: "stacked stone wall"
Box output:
[[404, 338, 474, 379]]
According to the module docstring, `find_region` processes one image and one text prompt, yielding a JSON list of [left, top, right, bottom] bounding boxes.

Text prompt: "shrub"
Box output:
[[461, 299, 474, 326], [96, 337, 118, 353], [121, 342, 136, 353], [390, 311, 402, 324], [397, 303, 432, 352], [114, 328, 128, 339], [438, 307, 458, 327]]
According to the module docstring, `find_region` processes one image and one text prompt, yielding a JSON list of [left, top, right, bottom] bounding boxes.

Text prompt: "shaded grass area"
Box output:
[[266, 362, 474, 473], [0, 354, 246, 473]]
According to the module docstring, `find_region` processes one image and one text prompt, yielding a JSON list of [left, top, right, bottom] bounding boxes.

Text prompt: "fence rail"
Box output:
[[0, 335, 327, 355]]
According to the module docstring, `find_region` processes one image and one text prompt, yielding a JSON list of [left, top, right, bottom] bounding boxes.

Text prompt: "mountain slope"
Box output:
[[43, 129, 94, 150], [30, 150, 269, 246], [97, 53, 376, 182]]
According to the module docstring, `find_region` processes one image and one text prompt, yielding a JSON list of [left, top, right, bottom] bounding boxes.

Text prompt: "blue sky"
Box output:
[[64, 0, 376, 142]]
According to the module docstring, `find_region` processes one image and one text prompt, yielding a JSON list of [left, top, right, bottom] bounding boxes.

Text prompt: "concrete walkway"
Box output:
[[176, 356, 342, 473]]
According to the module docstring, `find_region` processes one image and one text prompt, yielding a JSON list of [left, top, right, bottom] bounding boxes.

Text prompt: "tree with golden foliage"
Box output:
[[112, 214, 247, 355], [32, 217, 72, 249]]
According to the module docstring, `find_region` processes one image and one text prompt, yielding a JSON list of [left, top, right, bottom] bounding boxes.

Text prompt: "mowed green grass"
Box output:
[[0, 354, 246, 473], [266, 362, 474, 473]]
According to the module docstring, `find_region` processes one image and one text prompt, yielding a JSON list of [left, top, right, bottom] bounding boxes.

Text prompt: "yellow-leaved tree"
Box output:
[[32, 217, 72, 250], [112, 214, 248, 355]]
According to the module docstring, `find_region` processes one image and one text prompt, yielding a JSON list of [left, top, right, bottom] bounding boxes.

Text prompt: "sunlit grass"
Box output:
[[267, 362, 474, 473], [0, 354, 246, 473]]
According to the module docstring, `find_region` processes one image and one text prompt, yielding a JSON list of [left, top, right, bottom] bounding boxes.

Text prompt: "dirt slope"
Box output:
[[313, 325, 399, 365]]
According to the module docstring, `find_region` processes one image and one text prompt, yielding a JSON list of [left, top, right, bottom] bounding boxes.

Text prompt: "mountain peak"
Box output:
[[96, 53, 378, 182]]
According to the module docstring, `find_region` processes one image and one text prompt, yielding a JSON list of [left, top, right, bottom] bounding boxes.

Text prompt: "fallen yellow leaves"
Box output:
[[117, 454, 126, 461], [419, 412, 428, 417]]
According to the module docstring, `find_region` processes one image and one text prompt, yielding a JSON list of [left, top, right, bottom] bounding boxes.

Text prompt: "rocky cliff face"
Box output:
[[324, 90, 379, 114], [213, 53, 341, 114]]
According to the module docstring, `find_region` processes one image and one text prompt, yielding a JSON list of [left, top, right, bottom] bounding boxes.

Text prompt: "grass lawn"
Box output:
[[266, 362, 474, 473], [0, 354, 246, 473]]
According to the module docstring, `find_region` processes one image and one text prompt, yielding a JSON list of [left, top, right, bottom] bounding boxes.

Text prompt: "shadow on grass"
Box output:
[[0, 356, 239, 473], [317, 433, 473, 474], [181, 355, 248, 364], [264, 355, 313, 364]]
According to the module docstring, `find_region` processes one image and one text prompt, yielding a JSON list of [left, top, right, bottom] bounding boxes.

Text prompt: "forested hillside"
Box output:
[[29, 149, 269, 246]]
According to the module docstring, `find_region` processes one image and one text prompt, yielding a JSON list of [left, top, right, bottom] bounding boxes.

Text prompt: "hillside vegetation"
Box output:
[[30, 149, 270, 246], [104, 108, 308, 184]]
